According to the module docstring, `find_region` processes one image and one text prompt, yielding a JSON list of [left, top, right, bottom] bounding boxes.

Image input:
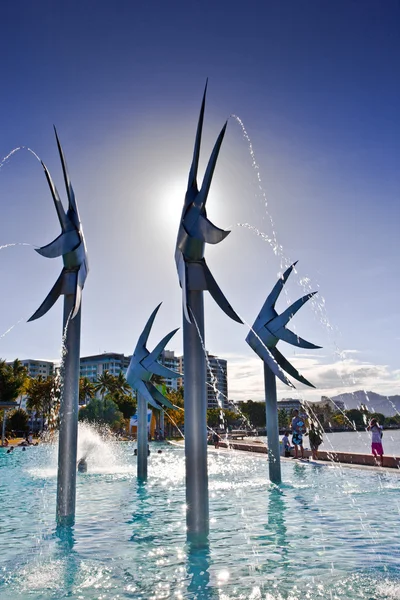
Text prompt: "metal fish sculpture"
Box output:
[[126, 304, 181, 410], [29, 128, 88, 322], [246, 262, 321, 388], [175, 82, 242, 324]]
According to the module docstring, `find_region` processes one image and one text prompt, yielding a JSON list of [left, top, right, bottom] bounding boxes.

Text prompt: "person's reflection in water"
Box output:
[[186, 540, 217, 599]]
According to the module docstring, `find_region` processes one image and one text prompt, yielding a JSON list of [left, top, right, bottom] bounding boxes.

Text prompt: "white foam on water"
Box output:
[[376, 581, 400, 599], [28, 422, 129, 478]]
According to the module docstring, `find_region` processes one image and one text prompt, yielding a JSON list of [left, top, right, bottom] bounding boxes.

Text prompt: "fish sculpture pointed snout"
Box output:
[[29, 128, 88, 322], [175, 83, 242, 325], [246, 263, 321, 388]]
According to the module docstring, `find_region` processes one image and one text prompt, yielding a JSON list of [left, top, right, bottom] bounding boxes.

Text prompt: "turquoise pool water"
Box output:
[[1, 438, 400, 599]]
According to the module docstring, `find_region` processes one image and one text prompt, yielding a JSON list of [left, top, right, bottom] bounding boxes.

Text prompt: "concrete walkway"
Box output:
[[219, 438, 400, 472]]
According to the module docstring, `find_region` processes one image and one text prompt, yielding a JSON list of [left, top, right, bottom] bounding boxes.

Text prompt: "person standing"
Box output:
[[291, 409, 305, 459], [212, 430, 221, 449], [367, 418, 384, 466], [308, 422, 323, 460], [281, 431, 291, 457]]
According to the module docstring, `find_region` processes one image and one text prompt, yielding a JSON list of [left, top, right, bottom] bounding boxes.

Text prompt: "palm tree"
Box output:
[[25, 375, 57, 432], [94, 370, 113, 397], [114, 371, 132, 395], [0, 358, 28, 403], [94, 370, 115, 406], [79, 377, 96, 405]]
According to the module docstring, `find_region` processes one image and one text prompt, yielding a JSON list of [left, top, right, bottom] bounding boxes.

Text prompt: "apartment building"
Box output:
[[80, 353, 131, 382]]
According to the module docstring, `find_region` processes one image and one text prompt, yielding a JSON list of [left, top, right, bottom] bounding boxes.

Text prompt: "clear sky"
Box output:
[[0, 0, 399, 404]]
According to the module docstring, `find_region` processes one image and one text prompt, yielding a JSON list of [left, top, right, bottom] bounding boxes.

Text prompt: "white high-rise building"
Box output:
[[80, 353, 131, 382], [7, 359, 55, 410], [19, 359, 54, 379], [174, 351, 229, 410], [159, 350, 181, 390]]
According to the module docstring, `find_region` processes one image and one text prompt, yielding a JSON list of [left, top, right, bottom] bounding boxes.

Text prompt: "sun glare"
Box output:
[[161, 177, 187, 228]]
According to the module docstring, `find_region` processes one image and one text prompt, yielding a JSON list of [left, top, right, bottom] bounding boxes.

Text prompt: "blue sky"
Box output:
[[0, 0, 399, 403]]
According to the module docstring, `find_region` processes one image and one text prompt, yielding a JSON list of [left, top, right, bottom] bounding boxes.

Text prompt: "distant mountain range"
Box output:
[[331, 391, 400, 417]]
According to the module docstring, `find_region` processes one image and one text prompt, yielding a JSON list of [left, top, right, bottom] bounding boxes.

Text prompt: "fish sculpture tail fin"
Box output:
[[184, 259, 242, 324], [35, 230, 80, 259], [28, 270, 66, 322], [269, 347, 315, 388], [28, 269, 81, 322]]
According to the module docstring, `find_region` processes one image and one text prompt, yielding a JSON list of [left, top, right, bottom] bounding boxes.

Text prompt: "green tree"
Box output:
[[8, 408, 29, 432], [386, 416, 400, 426], [0, 359, 28, 403], [331, 413, 346, 428], [111, 389, 137, 419], [79, 377, 96, 405], [113, 371, 132, 395], [311, 398, 335, 426], [94, 371, 115, 401], [237, 400, 266, 428], [345, 408, 366, 429], [164, 387, 185, 432], [207, 409, 222, 428], [206, 408, 240, 429], [278, 408, 290, 430], [78, 397, 124, 429], [26, 375, 58, 431], [370, 412, 385, 425], [223, 410, 240, 428]]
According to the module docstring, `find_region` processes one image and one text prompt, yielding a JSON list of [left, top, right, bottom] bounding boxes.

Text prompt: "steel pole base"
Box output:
[[2, 410, 7, 446], [264, 364, 282, 485], [183, 290, 209, 541], [159, 409, 165, 440], [137, 393, 148, 481], [56, 297, 81, 525]]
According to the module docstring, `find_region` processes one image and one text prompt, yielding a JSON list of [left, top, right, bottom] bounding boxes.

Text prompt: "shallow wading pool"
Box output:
[[1, 438, 400, 599]]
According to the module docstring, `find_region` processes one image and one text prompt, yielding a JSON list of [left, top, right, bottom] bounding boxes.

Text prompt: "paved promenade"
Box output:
[[219, 438, 400, 471]]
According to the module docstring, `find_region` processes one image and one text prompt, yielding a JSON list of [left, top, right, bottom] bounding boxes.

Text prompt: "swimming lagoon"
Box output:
[[1, 441, 400, 599]]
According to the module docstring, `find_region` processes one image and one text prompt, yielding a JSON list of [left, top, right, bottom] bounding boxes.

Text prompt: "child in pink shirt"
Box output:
[[367, 418, 384, 466]]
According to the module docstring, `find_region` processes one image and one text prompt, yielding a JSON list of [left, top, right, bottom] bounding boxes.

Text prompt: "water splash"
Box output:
[[230, 115, 281, 261], [188, 308, 227, 431], [31, 422, 126, 477], [0, 146, 42, 172], [231, 116, 377, 402], [0, 242, 33, 251], [0, 317, 25, 340], [44, 310, 73, 440], [162, 407, 185, 439]]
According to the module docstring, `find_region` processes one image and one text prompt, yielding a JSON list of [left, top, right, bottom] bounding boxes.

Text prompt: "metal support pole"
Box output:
[[137, 392, 148, 480], [264, 364, 281, 484], [2, 410, 7, 446], [56, 295, 81, 525], [183, 290, 208, 542], [155, 410, 160, 439], [160, 409, 165, 440]]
